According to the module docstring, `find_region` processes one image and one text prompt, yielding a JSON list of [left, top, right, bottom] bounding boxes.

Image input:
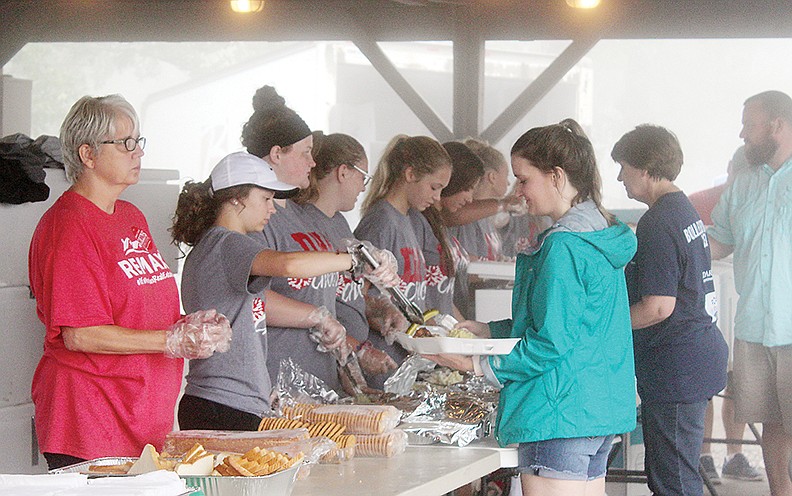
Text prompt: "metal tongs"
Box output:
[[352, 243, 425, 326]]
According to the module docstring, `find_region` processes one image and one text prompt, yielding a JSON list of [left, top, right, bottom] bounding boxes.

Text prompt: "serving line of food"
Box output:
[[0, 313, 518, 496]]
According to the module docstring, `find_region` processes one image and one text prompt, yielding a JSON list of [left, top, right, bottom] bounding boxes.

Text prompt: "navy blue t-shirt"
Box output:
[[627, 191, 728, 404]]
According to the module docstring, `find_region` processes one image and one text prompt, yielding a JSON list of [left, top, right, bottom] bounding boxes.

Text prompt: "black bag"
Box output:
[[0, 133, 62, 204]]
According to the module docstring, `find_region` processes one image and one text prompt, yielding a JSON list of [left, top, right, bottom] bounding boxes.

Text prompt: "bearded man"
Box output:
[[708, 90, 792, 496]]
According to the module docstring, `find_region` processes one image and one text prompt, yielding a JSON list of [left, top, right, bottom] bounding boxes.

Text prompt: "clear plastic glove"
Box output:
[[342, 239, 401, 289], [365, 294, 409, 345], [361, 247, 400, 289], [307, 306, 347, 352], [165, 309, 232, 359], [454, 319, 491, 338], [356, 341, 398, 376]]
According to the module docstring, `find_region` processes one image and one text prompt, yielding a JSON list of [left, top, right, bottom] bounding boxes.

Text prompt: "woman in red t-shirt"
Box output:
[[28, 95, 232, 469]]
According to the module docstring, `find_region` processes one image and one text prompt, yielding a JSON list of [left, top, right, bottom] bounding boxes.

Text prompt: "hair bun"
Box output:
[[252, 85, 286, 112]]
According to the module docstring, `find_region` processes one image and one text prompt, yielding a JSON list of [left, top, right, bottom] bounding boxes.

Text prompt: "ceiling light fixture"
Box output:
[[565, 0, 601, 8], [230, 0, 264, 13]]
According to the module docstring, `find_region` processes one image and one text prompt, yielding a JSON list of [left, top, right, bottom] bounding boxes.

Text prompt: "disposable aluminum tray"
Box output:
[[52, 456, 301, 496]]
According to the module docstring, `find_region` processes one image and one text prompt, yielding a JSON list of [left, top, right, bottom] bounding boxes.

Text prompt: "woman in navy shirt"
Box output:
[[612, 125, 728, 496]]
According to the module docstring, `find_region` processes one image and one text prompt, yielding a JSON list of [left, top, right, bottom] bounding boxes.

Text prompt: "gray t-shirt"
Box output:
[[181, 226, 272, 416], [448, 217, 502, 261], [253, 200, 342, 392], [354, 200, 427, 369], [499, 213, 553, 257], [296, 203, 368, 343], [408, 209, 455, 316]]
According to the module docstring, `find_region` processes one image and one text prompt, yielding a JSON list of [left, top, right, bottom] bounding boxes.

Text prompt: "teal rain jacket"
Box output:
[[487, 221, 637, 447]]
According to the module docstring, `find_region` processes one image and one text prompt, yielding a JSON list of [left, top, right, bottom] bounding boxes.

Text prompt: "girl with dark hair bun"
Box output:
[[426, 119, 637, 496], [245, 112, 399, 393], [241, 85, 315, 189]]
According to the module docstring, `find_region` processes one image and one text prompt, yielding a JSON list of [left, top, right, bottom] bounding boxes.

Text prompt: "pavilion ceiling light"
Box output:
[[230, 0, 264, 13], [565, 0, 601, 8]]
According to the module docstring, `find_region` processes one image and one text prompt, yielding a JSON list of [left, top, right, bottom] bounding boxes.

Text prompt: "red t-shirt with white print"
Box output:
[[28, 191, 182, 459]]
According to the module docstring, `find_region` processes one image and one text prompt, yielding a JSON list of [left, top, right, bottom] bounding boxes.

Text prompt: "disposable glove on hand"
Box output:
[[165, 309, 232, 359], [356, 341, 398, 376], [363, 247, 400, 290], [307, 306, 347, 352], [342, 239, 401, 289], [365, 294, 409, 345]]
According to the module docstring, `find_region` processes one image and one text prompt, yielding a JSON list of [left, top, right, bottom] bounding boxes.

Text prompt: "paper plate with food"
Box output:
[[394, 325, 519, 356]]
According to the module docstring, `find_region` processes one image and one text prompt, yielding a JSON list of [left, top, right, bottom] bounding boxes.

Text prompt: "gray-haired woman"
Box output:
[[29, 94, 231, 469]]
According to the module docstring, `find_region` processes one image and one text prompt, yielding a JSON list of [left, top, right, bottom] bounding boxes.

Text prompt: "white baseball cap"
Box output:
[[210, 151, 299, 199]]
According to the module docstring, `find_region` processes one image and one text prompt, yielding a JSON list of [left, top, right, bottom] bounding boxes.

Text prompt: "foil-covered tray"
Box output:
[[52, 456, 301, 496]]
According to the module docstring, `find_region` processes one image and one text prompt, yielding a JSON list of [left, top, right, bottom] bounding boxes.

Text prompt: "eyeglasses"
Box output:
[[349, 164, 372, 186], [100, 136, 146, 152]]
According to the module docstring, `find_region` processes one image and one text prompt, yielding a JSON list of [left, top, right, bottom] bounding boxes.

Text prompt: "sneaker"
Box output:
[[721, 453, 764, 481], [700, 455, 721, 485]]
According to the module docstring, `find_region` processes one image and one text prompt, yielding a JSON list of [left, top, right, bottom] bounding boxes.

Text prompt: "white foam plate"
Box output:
[[395, 332, 519, 356]]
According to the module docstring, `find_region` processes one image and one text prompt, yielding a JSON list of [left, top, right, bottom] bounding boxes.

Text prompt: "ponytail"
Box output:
[[361, 135, 451, 215], [422, 206, 455, 277], [171, 180, 253, 247], [511, 118, 615, 226]]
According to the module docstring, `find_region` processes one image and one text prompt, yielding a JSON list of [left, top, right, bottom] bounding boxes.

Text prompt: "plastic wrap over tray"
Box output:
[[355, 430, 407, 457], [163, 428, 309, 456]]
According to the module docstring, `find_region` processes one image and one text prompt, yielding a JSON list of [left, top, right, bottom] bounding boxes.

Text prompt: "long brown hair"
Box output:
[[511, 118, 615, 225], [171, 180, 253, 247], [361, 135, 451, 215], [424, 142, 486, 276], [293, 131, 366, 205]]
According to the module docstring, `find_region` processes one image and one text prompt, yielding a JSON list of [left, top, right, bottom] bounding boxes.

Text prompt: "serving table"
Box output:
[[293, 441, 517, 496]]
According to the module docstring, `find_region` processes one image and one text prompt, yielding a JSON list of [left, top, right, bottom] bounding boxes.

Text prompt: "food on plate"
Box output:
[[115, 442, 302, 478], [413, 327, 435, 338], [447, 327, 477, 339]]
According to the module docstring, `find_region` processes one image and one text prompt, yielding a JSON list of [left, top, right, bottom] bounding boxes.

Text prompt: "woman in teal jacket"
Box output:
[[427, 119, 637, 496]]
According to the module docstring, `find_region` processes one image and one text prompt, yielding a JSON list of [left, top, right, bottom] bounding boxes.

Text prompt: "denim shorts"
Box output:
[[517, 435, 615, 481]]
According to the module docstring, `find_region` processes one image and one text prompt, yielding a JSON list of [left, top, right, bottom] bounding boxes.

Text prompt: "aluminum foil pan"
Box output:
[[181, 462, 301, 496], [51, 456, 301, 496]]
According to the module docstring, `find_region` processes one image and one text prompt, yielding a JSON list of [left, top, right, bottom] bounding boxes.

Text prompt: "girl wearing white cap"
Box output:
[[172, 151, 387, 430]]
